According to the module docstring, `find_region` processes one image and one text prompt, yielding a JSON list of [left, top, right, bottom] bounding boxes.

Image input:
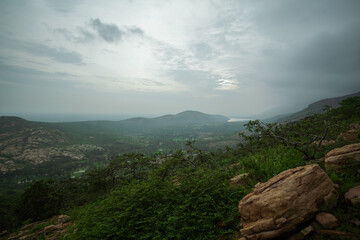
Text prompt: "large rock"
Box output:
[[344, 185, 360, 207], [238, 164, 338, 240], [325, 143, 360, 171]]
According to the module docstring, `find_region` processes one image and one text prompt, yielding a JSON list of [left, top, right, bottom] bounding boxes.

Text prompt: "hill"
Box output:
[[153, 110, 229, 124], [0, 111, 241, 193], [2, 95, 359, 239], [270, 91, 360, 122]]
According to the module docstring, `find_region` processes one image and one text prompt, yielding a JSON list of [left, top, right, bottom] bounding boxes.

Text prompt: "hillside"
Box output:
[[273, 91, 360, 122], [1, 96, 359, 239], [0, 111, 242, 193], [0, 116, 99, 174]]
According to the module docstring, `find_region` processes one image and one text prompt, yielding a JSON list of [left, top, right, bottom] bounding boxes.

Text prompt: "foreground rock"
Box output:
[[315, 212, 339, 229], [325, 143, 360, 171], [345, 185, 360, 207], [238, 164, 338, 240], [7, 215, 72, 240]]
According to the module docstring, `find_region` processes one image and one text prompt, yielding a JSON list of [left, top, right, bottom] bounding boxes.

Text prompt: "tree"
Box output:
[[15, 180, 63, 222], [239, 114, 335, 160]]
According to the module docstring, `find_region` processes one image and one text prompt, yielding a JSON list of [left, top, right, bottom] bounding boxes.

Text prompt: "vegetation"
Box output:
[[0, 97, 359, 239]]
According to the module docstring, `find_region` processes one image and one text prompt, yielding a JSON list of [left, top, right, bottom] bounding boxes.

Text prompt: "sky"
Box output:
[[0, 0, 360, 119]]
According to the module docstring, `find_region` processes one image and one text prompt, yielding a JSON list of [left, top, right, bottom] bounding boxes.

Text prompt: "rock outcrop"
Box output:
[[238, 164, 338, 240], [345, 185, 360, 207], [7, 215, 72, 240], [325, 143, 360, 171]]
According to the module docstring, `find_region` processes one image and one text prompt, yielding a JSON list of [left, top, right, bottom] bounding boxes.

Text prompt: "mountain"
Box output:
[[0, 116, 104, 176], [52, 111, 229, 135], [269, 91, 360, 122], [0, 111, 241, 193], [149, 110, 229, 125]]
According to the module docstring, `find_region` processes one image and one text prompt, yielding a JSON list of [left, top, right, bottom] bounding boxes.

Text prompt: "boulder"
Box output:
[[238, 164, 338, 240], [344, 185, 360, 207], [325, 143, 360, 171], [230, 173, 249, 186], [315, 212, 339, 229]]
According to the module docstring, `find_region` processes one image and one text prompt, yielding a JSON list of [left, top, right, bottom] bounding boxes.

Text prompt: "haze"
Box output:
[[1, 0, 360, 120]]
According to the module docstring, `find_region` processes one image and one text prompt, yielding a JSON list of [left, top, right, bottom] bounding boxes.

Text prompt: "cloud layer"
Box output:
[[1, 0, 360, 117]]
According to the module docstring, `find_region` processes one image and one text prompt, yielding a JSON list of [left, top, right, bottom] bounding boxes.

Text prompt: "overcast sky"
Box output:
[[1, 0, 360, 118]]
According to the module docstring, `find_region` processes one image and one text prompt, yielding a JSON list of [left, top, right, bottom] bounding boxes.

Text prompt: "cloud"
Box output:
[[90, 18, 123, 42], [0, 62, 77, 86], [0, 36, 84, 65], [55, 28, 95, 43], [216, 79, 238, 90], [291, 24, 360, 74], [1, 0, 360, 116], [126, 26, 144, 35], [57, 18, 145, 44]]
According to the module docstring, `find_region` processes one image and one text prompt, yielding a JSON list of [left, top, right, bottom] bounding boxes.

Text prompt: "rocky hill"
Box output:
[[273, 91, 360, 122], [0, 116, 104, 175]]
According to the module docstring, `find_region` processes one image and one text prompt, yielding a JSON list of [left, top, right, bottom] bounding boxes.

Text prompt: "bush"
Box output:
[[70, 169, 247, 240], [239, 145, 306, 182]]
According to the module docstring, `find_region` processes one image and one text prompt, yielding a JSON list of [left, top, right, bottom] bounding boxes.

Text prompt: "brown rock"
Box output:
[[62, 222, 72, 228], [19, 233, 35, 240], [351, 219, 360, 227], [57, 214, 70, 224], [313, 140, 336, 147], [338, 130, 358, 142], [238, 164, 338, 240], [345, 185, 360, 207], [286, 225, 314, 240], [44, 224, 63, 234], [350, 123, 360, 130], [315, 229, 360, 238], [337, 122, 360, 142], [315, 212, 339, 229], [325, 143, 360, 171], [0, 230, 8, 237], [228, 163, 241, 169], [230, 173, 249, 186]]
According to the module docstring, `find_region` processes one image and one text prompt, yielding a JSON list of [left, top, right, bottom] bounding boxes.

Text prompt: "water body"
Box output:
[[227, 118, 252, 122]]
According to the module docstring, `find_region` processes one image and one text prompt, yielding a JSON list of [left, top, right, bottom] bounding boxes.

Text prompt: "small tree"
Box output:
[[15, 180, 63, 222], [239, 113, 337, 160]]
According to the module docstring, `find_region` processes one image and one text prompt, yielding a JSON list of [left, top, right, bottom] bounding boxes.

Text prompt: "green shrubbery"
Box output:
[[70, 169, 246, 240], [239, 145, 305, 183], [3, 96, 360, 239]]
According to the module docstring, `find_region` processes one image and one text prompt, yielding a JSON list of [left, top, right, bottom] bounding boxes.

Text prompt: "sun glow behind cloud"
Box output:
[[1, 0, 360, 116], [216, 79, 239, 90]]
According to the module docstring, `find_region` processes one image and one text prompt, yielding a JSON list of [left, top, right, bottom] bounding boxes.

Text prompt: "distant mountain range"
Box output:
[[122, 110, 229, 128], [267, 91, 360, 122], [0, 111, 239, 187], [1, 92, 359, 192]]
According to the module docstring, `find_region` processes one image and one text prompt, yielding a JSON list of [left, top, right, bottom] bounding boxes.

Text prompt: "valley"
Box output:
[[0, 111, 246, 193]]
